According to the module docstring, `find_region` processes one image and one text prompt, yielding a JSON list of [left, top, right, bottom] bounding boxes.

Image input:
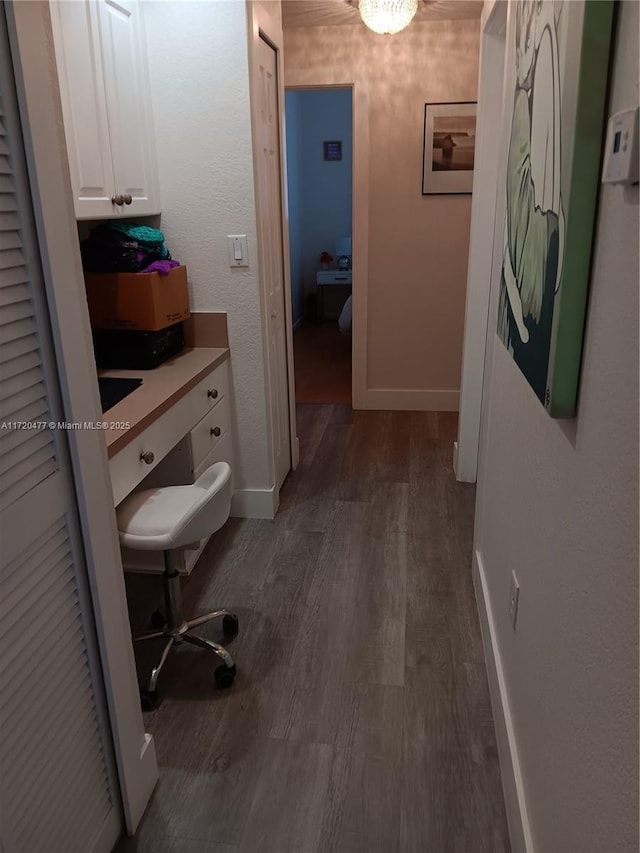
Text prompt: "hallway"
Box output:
[[293, 323, 352, 404], [122, 406, 510, 853]]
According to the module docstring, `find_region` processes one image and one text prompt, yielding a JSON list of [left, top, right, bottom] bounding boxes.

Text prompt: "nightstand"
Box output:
[[316, 269, 352, 321]]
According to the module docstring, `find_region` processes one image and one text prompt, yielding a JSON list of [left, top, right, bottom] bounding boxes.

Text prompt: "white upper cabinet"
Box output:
[[50, 0, 160, 219]]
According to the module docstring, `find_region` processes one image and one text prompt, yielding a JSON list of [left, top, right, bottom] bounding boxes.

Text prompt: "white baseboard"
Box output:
[[453, 440, 459, 477], [473, 550, 534, 853], [364, 388, 459, 411], [230, 486, 278, 519]]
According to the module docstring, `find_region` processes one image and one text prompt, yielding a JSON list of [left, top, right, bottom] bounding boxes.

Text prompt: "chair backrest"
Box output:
[[173, 461, 232, 547]]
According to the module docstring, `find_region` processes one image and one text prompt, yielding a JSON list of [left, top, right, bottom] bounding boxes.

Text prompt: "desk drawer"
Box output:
[[190, 398, 231, 471], [190, 360, 229, 426], [110, 358, 229, 505]]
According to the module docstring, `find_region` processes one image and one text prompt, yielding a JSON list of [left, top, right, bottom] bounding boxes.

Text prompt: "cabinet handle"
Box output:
[[207, 389, 218, 399], [111, 194, 124, 206], [123, 194, 133, 205], [140, 450, 155, 465], [210, 427, 221, 438]]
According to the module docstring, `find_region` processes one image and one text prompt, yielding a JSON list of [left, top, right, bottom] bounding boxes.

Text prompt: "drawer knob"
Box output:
[[111, 194, 124, 206], [140, 450, 155, 465], [207, 389, 218, 399], [210, 427, 221, 438], [123, 193, 133, 205]]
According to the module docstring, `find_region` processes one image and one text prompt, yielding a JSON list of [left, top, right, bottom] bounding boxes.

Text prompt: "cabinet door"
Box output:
[[98, 0, 160, 216], [49, 1, 118, 219]]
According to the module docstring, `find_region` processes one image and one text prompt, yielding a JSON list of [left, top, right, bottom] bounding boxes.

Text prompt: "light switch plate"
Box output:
[[227, 234, 249, 268]]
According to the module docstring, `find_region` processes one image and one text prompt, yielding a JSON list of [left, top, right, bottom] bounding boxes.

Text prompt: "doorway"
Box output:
[[285, 87, 353, 404]]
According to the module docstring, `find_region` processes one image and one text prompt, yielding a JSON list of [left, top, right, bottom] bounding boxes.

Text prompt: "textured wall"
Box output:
[[284, 20, 480, 396], [475, 2, 639, 849], [143, 1, 271, 493]]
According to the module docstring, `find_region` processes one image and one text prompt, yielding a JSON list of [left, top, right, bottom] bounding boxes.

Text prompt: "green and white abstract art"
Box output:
[[498, 0, 614, 417]]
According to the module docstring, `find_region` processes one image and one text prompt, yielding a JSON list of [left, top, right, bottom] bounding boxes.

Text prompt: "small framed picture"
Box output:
[[323, 140, 342, 161], [422, 102, 477, 194]]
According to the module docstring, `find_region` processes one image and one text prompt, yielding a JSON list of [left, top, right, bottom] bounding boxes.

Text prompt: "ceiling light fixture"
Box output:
[[358, 0, 418, 34]]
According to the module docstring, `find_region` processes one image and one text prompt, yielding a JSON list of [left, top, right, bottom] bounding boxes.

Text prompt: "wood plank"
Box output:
[[238, 739, 333, 853]]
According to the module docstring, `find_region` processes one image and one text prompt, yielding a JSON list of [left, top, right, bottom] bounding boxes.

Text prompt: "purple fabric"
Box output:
[[142, 259, 180, 276]]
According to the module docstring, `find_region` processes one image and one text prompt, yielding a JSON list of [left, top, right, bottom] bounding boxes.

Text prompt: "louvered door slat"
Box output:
[[0, 521, 67, 602], [0, 360, 42, 397], [5, 680, 97, 811], [0, 228, 20, 249], [0, 281, 28, 307], [0, 210, 18, 229], [0, 624, 84, 722], [0, 347, 40, 380], [1, 297, 31, 324], [13, 722, 107, 847], [0, 192, 17, 212], [0, 330, 38, 362], [0, 312, 35, 341], [0, 379, 47, 419], [24, 758, 110, 853], [0, 445, 57, 509], [0, 245, 22, 269], [0, 262, 28, 287], [0, 395, 47, 430], [0, 16, 118, 852], [0, 542, 71, 629]]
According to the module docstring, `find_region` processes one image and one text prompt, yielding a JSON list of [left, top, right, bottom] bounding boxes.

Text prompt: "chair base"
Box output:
[[133, 551, 238, 703]]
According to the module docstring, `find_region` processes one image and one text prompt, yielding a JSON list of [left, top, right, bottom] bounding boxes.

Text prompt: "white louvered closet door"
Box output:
[[0, 10, 121, 853]]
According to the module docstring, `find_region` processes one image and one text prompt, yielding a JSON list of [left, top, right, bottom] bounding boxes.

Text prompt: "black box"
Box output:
[[93, 322, 185, 370]]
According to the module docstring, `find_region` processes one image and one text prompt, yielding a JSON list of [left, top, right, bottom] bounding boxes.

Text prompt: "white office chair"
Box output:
[[117, 461, 237, 709]]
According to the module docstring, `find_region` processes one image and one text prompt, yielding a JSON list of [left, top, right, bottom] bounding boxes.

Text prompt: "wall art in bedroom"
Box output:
[[497, 0, 614, 417]]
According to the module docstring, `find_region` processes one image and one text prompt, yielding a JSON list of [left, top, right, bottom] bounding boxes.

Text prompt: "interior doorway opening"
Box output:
[[284, 86, 353, 404]]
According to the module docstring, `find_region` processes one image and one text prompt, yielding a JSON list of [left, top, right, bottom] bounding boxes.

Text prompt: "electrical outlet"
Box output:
[[508, 570, 520, 629]]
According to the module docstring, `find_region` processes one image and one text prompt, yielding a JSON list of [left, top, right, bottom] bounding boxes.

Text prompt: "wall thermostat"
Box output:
[[602, 107, 639, 185]]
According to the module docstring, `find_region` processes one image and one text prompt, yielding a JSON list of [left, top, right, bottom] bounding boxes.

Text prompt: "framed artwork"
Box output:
[[497, 0, 614, 417], [422, 102, 477, 194], [323, 140, 342, 161]]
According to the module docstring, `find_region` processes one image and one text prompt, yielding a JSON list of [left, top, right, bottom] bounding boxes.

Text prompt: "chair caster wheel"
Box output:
[[140, 689, 159, 711], [150, 610, 166, 630], [222, 614, 239, 638], [214, 664, 236, 689]]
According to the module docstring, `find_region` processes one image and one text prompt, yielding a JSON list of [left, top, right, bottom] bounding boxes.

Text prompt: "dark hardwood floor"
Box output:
[[118, 405, 510, 853]]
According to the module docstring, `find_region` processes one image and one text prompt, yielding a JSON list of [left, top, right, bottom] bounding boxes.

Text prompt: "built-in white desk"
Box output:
[[100, 345, 232, 574]]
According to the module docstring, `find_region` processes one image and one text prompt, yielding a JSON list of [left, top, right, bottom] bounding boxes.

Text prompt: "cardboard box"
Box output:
[[85, 265, 191, 332]]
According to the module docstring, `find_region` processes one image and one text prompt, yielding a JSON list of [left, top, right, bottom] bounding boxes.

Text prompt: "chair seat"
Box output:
[[117, 461, 232, 551]]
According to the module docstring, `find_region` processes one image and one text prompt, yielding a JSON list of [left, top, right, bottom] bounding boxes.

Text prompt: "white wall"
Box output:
[[143, 1, 272, 502], [474, 2, 639, 850]]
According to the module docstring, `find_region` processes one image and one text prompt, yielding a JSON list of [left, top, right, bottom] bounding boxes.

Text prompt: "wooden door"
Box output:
[[255, 36, 291, 490]]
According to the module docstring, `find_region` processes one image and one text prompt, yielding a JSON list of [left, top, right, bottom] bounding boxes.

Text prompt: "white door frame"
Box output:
[[7, 1, 157, 833], [247, 1, 299, 487], [455, 0, 508, 483], [282, 65, 370, 410]]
